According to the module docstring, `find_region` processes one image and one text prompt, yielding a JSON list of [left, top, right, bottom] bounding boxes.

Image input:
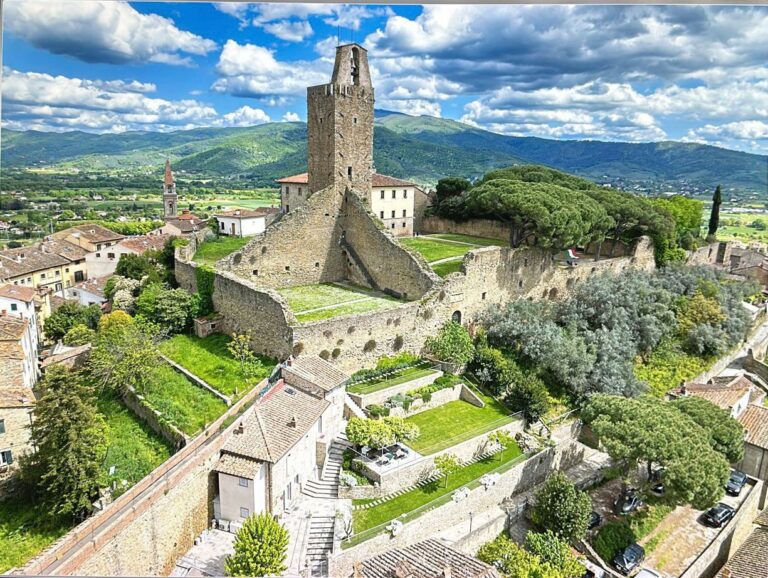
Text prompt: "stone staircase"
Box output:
[[340, 237, 379, 292], [302, 440, 348, 499], [305, 516, 334, 576]]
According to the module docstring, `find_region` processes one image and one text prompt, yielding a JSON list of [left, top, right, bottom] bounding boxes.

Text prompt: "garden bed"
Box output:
[[192, 236, 250, 265], [277, 282, 403, 323], [159, 333, 274, 397], [347, 366, 439, 396], [399, 235, 499, 278]]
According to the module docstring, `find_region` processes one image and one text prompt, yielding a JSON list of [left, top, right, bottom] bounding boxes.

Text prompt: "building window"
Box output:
[[10, 304, 18, 312], [315, 262, 320, 268], [402, 222, 406, 227], [348, 166, 353, 179], [64, 269, 69, 274], [252, 269, 259, 276], [108, 253, 115, 259], [380, 211, 384, 219], [285, 266, 290, 272], [0, 449, 12, 466], [402, 209, 407, 217], [392, 190, 396, 199], [74, 271, 85, 282], [286, 205, 290, 213], [298, 187, 302, 195], [239, 507, 249, 518], [353, 117, 357, 124], [404, 190, 408, 198], [95, 253, 101, 258], [380, 190, 385, 199], [391, 210, 395, 218], [482, 292, 487, 300], [15, 281, 20, 285], [239, 477, 249, 488], [284, 186, 289, 194], [97, 244, 102, 251], [0, 419, 5, 434], [220, 222, 225, 230], [55, 271, 60, 276], [391, 223, 395, 229]]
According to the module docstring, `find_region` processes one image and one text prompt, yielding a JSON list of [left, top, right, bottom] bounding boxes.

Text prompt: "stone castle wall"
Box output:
[[420, 215, 509, 241], [175, 259, 198, 293], [347, 369, 442, 409]]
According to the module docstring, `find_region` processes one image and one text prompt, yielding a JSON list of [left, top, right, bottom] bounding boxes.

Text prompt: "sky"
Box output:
[[3, 2, 768, 154]]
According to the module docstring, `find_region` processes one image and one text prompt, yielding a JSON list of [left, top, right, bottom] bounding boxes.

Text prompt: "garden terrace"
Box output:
[[399, 234, 501, 278], [403, 386, 518, 455], [347, 444, 525, 546], [192, 236, 250, 265], [277, 282, 405, 323], [347, 364, 440, 396], [159, 333, 275, 398], [0, 500, 70, 573]]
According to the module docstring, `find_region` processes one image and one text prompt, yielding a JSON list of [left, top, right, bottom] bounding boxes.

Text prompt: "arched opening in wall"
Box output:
[[452, 310, 462, 324], [350, 47, 360, 85], [566, 278, 575, 289], [261, 246, 268, 255], [548, 288, 559, 300]]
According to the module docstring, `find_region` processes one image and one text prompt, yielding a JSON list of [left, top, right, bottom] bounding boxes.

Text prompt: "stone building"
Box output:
[[52, 223, 125, 255], [0, 238, 88, 293], [157, 161, 206, 236]]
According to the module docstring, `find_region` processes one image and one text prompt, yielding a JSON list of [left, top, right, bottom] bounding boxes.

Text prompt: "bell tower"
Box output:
[[163, 159, 178, 219], [307, 44, 374, 203]]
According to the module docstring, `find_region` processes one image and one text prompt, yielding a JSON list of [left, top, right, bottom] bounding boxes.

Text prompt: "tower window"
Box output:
[[348, 166, 353, 179], [285, 266, 290, 272], [298, 187, 302, 194], [391, 223, 395, 229], [354, 117, 358, 124], [402, 222, 406, 228]]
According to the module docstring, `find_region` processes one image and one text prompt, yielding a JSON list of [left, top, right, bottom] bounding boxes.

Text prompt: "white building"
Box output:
[[276, 172, 423, 237], [0, 284, 40, 355], [65, 276, 110, 307], [214, 208, 279, 238], [214, 357, 348, 527], [86, 234, 170, 278]]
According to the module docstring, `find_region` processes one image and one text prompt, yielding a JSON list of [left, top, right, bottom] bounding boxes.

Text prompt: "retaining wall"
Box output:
[[386, 383, 463, 418], [346, 368, 443, 409], [121, 387, 188, 451], [420, 216, 510, 241]]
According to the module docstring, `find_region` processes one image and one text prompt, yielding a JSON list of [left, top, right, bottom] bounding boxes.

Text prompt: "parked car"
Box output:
[[650, 467, 665, 496], [703, 503, 736, 528], [614, 489, 644, 515], [635, 569, 662, 578], [587, 511, 603, 530], [726, 470, 748, 496], [613, 543, 646, 575]]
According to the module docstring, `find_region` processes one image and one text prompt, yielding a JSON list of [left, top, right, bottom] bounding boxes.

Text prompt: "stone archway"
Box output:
[[452, 310, 462, 324]]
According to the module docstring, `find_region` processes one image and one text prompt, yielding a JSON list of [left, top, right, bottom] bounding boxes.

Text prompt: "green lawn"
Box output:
[[431, 259, 463, 277], [159, 334, 274, 396], [399, 237, 478, 262], [0, 500, 70, 573], [98, 391, 173, 494], [404, 389, 516, 454], [427, 233, 504, 247], [142, 364, 228, 436], [352, 446, 524, 535], [193, 236, 250, 264], [277, 283, 403, 323], [347, 367, 439, 395]]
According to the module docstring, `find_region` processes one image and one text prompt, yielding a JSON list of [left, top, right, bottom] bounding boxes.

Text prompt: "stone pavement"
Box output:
[[171, 529, 234, 577]]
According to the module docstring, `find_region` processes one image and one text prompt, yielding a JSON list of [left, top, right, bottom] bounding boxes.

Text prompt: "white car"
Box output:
[[635, 569, 662, 578], [580, 559, 605, 578]]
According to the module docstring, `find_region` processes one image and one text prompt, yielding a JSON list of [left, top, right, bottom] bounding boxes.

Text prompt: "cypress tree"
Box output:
[[708, 185, 722, 237]]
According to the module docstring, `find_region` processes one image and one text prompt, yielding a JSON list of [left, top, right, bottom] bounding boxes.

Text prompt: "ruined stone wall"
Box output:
[[688, 242, 723, 266], [218, 186, 347, 289], [420, 216, 510, 241], [175, 259, 198, 293], [212, 271, 294, 360], [342, 191, 437, 299]]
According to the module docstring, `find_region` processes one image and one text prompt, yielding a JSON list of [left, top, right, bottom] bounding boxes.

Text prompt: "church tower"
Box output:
[[307, 44, 374, 204], [163, 159, 178, 219]]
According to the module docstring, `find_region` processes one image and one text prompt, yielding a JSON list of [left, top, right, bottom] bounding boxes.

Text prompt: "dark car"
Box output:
[[614, 489, 643, 515], [703, 503, 736, 528], [650, 467, 665, 496], [587, 511, 602, 530], [726, 471, 747, 496], [613, 543, 645, 575]]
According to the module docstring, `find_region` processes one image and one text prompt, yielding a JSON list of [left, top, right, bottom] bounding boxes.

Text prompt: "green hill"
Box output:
[[2, 112, 766, 192]]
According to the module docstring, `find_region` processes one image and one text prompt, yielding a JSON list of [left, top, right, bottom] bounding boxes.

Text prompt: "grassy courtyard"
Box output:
[[159, 334, 274, 397], [277, 282, 403, 323], [0, 500, 71, 573], [142, 365, 228, 435], [399, 234, 502, 278], [351, 445, 524, 538], [193, 236, 250, 264], [347, 366, 439, 395], [404, 388, 517, 454]]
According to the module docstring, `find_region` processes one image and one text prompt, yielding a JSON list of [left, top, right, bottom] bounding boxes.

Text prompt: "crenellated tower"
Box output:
[[307, 44, 374, 204]]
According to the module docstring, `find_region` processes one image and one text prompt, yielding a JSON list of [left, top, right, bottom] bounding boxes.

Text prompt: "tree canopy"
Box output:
[[44, 300, 102, 341], [225, 513, 289, 577], [530, 472, 592, 542]]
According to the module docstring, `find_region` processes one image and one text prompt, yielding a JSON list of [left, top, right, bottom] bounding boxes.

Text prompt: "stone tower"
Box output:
[[307, 44, 374, 203], [163, 159, 178, 219]]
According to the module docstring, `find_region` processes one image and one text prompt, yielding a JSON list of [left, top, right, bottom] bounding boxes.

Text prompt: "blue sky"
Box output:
[[3, 2, 768, 154]]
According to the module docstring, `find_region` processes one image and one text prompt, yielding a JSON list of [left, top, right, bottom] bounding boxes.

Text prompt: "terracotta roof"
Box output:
[[50, 295, 67, 311], [214, 208, 279, 219], [739, 404, 768, 449], [165, 216, 205, 233], [0, 239, 87, 279], [0, 284, 37, 302], [717, 527, 768, 578], [276, 172, 416, 187], [118, 234, 170, 254], [164, 159, 174, 186], [214, 453, 262, 478], [669, 378, 753, 411], [40, 343, 91, 369], [74, 276, 110, 298], [755, 508, 768, 527], [358, 539, 501, 578], [283, 356, 349, 393], [0, 315, 28, 341], [223, 381, 329, 463], [0, 384, 36, 409], [59, 224, 124, 244]]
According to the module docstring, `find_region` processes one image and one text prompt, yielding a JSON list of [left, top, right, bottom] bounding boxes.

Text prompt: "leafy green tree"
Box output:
[[525, 530, 585, 578], [435, 177, 471, 205], [21, 366, 107, 520], [226, 333, 264, 379], [225, 512, 289, 577], [135, 283, 199, 334], [477, 534, 564, 578], [469, 344, 514, 395], [676, 292, 725, 335], [115, 253, 160, 282], [506, 375, 549, 425], [671, 396, 744, 463], [530, 472, 592, 541], [63, 324, 95, 346], [425, 321, 474, 364], [382, 416, 420, 443], [708, 185, 722, 238], [651, 196, 703, 241], [487, 429, 516, 462], [434, 453, 461, 488], [44, 301, 102, 341], [345, 417, 372, 447]]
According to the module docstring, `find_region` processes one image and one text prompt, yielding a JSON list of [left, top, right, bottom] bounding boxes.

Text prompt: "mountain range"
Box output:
[[2, 111, 766, 192]]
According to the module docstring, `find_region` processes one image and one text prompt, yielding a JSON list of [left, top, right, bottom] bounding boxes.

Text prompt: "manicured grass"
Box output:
[[404, 389, 516, 454], [427, 233, 504, 247], [159, 334, 274, 396], [277, 283, 403, 323], [399, 237, 478, 262], [352, 446, 524, 534], [142, 364, 228, 435], [193, 236, 250, 264], [0, 500, 70, 573], [431, 259, 463, 277], [98, 390, 173, 494], [347, 367, 439, 395]]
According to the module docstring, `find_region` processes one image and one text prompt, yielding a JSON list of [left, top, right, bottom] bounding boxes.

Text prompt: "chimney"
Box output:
[[235, 421, 245, 435], [442, 567, 451, 578], [288, 415, 297, 428], [680, 383, 687, 395]]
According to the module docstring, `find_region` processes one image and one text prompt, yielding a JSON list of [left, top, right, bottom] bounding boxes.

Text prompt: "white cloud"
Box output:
[[263, 20, 314, 43], [218, 106, 271, 127], [5, 1, 217, 65], [282, 112, 301, 122], [377, 99, 442, 118]]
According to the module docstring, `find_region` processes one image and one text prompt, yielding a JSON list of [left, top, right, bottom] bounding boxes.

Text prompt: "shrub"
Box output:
[[225, 512, 289, 577], [524, 530, 585, 577], [505, 375, 550, 424], [319, 350, 330, 360], [593, 522, 635, 562], [469, 345, 513, 394], [367, 404, 390, 418], [531, 472, 592, 541], [63, 324, 95, 346], [363, 339, 377, 352], [377, 352, 420, 371], [425, 321, 474, 364]]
